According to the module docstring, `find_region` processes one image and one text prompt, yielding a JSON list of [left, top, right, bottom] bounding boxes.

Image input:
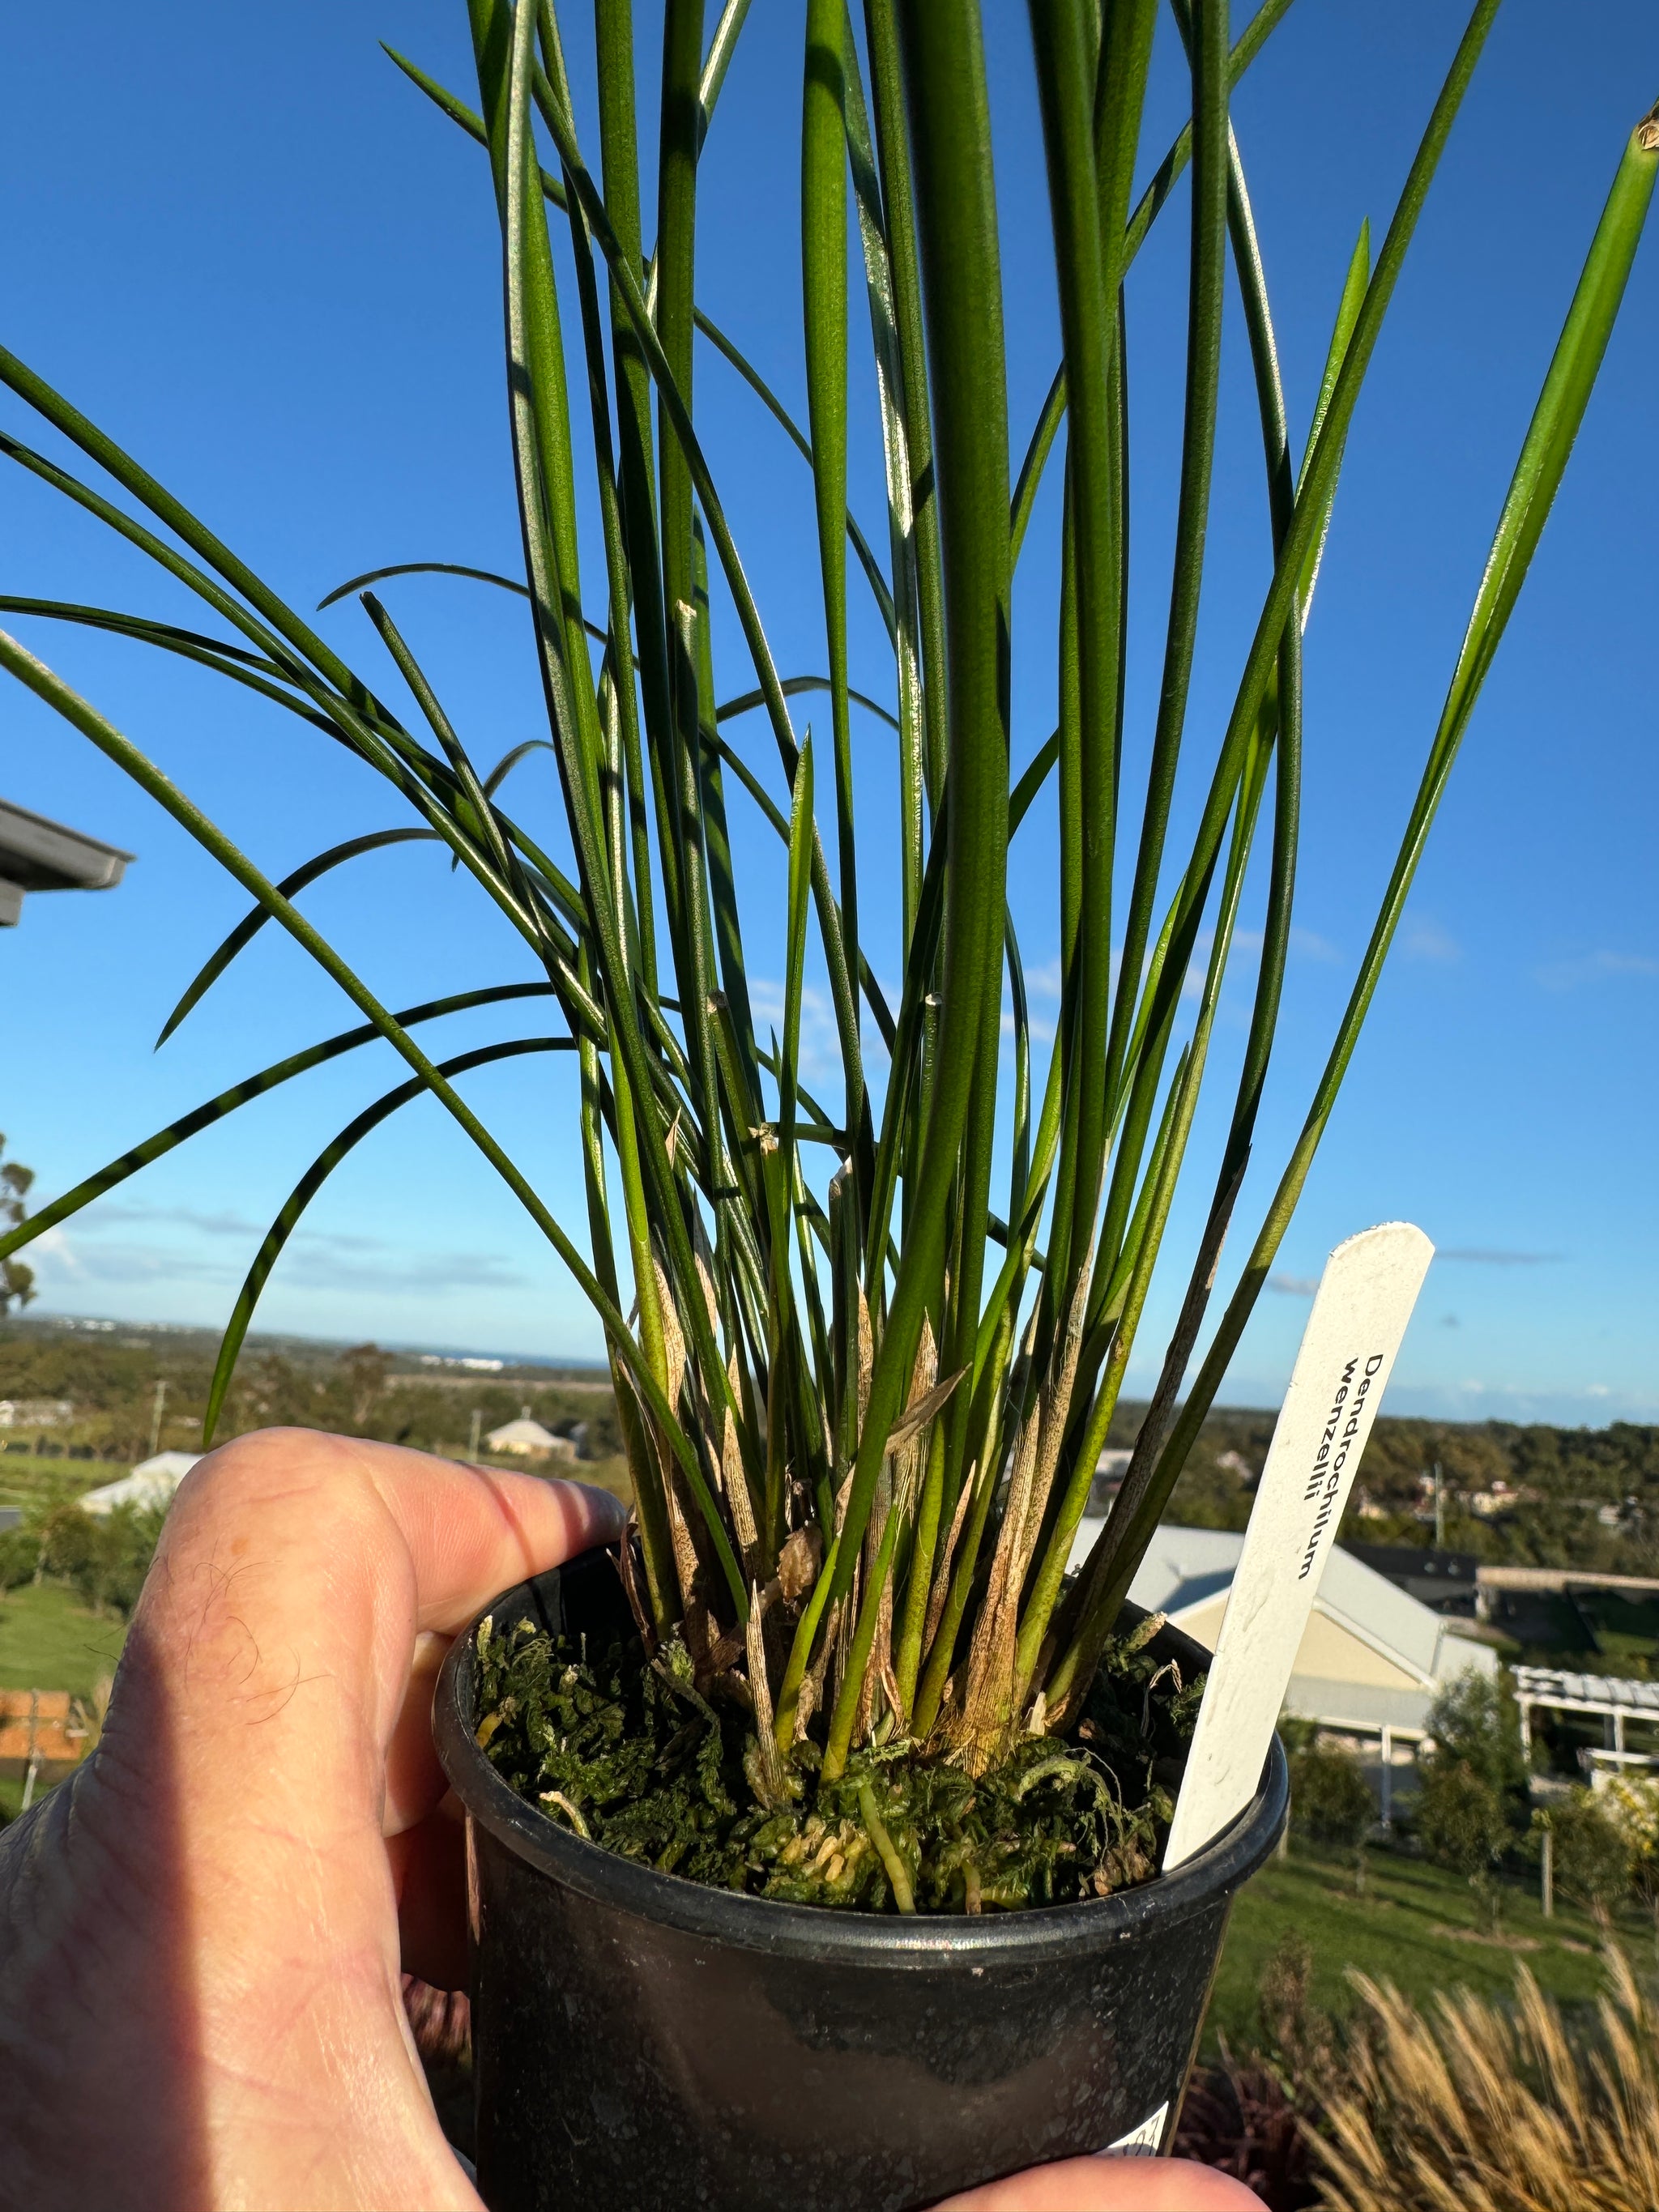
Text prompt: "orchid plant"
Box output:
[[2, 2, 1653, 1820]]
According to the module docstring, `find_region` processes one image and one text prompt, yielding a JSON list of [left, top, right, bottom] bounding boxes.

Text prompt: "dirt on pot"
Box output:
[[471, 1598, 1203, 1914]]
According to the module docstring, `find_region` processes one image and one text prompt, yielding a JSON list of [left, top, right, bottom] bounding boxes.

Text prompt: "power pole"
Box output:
[[468, 1407, 482, 1463], [148, 1379, 168, 1459], [1433, 1461, 1445, 1549]]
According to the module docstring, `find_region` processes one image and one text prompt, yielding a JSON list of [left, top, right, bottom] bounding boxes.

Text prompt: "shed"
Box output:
[[484, 1416, 575, 1461], [81, 1451, 201, 1517]]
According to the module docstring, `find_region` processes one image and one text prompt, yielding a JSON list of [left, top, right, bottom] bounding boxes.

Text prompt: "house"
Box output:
[[1069, 1519, 1497, 1744], [1344, 1541, 1482, 1619], [81, 1451, 201, 1517], [1087, 1448, 1132, 1515], [484, 1414, 576, 1462], [0, 795, 132, 927], [0, 1398, 75, 1429]]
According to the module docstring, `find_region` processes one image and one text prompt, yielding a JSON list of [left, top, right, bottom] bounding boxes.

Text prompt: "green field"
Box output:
[[0, 1454, 104, 1512], [0, 1579, 127, 1698], [1207, 1838, 1639, 2049], [0, 1582, 126, 1822]]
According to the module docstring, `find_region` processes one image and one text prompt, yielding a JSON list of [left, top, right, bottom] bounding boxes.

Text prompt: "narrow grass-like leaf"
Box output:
[[202, 1035, 576, 1443], [156, 829, 441, 1046]]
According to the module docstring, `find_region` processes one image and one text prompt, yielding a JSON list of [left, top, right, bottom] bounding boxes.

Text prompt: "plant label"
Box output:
[[1102, 2101, 1169, 2157], [1162, 1220, 1434, 1871]]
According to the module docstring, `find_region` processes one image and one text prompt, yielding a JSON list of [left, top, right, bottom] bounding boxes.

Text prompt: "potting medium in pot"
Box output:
[[434, 1546, 1288, 2212]]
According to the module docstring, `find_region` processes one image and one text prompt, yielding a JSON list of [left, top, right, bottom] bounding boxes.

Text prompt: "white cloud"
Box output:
[[92, 1202, 263, 1239], [32, 1221, 529, 1300], [1403, 918, 1461, 963], [1439, 1247, 1563, 1266], [1535, 948, 1659, 991], [1232, 925, 1341, 965], [1267, 1272, 1319, 1296], [746, 978, 845, 1084]]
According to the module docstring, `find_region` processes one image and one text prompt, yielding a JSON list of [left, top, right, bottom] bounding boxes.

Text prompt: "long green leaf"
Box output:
[[203, 1036, 575, 1443]]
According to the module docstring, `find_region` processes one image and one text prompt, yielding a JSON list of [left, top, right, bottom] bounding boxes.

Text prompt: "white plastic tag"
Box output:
[[1103, 2100, 1169, 2156], [1162, 1221, 1434, 1871]]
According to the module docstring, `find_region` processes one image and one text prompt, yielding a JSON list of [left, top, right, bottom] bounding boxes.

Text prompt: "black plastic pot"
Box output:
[[435, 1547, 1287, 2212]]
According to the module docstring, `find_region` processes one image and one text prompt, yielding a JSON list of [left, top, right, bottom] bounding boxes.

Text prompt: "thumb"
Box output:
[[74, 1428, 621, 2210]]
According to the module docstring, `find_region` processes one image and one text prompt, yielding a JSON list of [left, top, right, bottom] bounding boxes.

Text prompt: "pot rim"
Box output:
[[435, 1551, 1289, 1967]]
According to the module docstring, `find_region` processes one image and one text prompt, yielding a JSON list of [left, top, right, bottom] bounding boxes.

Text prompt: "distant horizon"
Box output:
[[8, 1302, 1655, 1434], [2, 1304, 608, 1375]]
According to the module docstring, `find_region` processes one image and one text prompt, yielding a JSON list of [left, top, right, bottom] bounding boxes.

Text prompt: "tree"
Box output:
[[1289, 1743, 1375, 1892], [32, 1501, 164, 1618], [338, 1343, 390, 1431], [1, 1135, 36, 1316], [1533, 1792, 1632, 1920], [1416, 1761, 1510, 1930], [1424, 1670, 1529, 1825], [1601, 1775, 1659, 1956]]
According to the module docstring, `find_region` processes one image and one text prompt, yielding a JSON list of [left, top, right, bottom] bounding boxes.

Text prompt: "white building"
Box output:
[[484, 1415, 576, 1461], [1071, 1519, 1498, 1741], [81, 1451, 201, 1517], [0, 1398, 75, 1428]]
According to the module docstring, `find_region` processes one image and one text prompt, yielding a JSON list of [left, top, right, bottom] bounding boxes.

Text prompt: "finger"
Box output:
[[352, 1446, 628, 1639], [938, 2156, 1264, 2210], [130, 1429, 623, 1786], [390, 1803, 471, 1990]]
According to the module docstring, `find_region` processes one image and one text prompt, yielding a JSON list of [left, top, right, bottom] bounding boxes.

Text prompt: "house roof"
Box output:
[[1071, 1520, 1486, 1691], [81, 1451, 200, 1517], [485, 1417, 560, 1450], [0, 797, 132, 889]]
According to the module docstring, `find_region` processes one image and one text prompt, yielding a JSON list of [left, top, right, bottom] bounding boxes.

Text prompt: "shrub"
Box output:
[[1424, 1669, 1528, 1813], [32, 1502, 163, 1620], [1601, 1775, 1659, 1950], [1175, 1931, 1329, 2211], [1289, 1744, 1375, 1853], [0, 1524, 40, 1591], [1537, 1791, 1633, 1919], [1415, 1759, 1510, 1929]]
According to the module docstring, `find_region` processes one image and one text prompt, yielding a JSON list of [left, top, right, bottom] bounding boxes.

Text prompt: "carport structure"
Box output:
[[1513, 1663, 1659, 1772]]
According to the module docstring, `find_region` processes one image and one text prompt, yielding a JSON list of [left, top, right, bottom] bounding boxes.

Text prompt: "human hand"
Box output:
[[0, 1430, 1259, 2212], [0, 1428, 621, 2210], [937, 2154, 1263, 2206]]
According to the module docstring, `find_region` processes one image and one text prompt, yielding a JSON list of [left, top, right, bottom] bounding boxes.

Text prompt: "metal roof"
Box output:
[[0, 798, 133, 892], [1512, 1664, 1659, 1715], [1073, 1520, 1488, 1690]]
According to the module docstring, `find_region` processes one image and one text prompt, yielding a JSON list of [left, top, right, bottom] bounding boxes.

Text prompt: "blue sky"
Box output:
[[2, 2, 1656, 1424]]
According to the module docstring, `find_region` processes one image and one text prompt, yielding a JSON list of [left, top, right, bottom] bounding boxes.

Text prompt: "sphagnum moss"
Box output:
[[474, 1597, 1198, 1913], [0, 5, 1653, 1916]]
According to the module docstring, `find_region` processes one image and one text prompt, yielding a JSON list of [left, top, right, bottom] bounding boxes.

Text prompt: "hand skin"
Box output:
[[0, 1431, 1257, 2212]]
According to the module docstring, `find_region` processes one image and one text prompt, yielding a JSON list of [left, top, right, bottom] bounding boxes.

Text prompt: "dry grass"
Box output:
[[1314, 1950, 1659, 2211]]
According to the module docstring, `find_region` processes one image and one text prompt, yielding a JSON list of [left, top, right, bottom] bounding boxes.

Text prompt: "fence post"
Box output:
[[1380, 1724, 1394, 1828], [1541, 1822, 1554, 1920], [19, 1686, 41, 1813]]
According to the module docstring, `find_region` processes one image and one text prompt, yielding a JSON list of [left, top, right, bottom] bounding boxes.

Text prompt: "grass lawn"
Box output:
[[0, 1579, 126, 1698], [0, 1582, 126, 1823], [1207, 1838, 1644, 2050]]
